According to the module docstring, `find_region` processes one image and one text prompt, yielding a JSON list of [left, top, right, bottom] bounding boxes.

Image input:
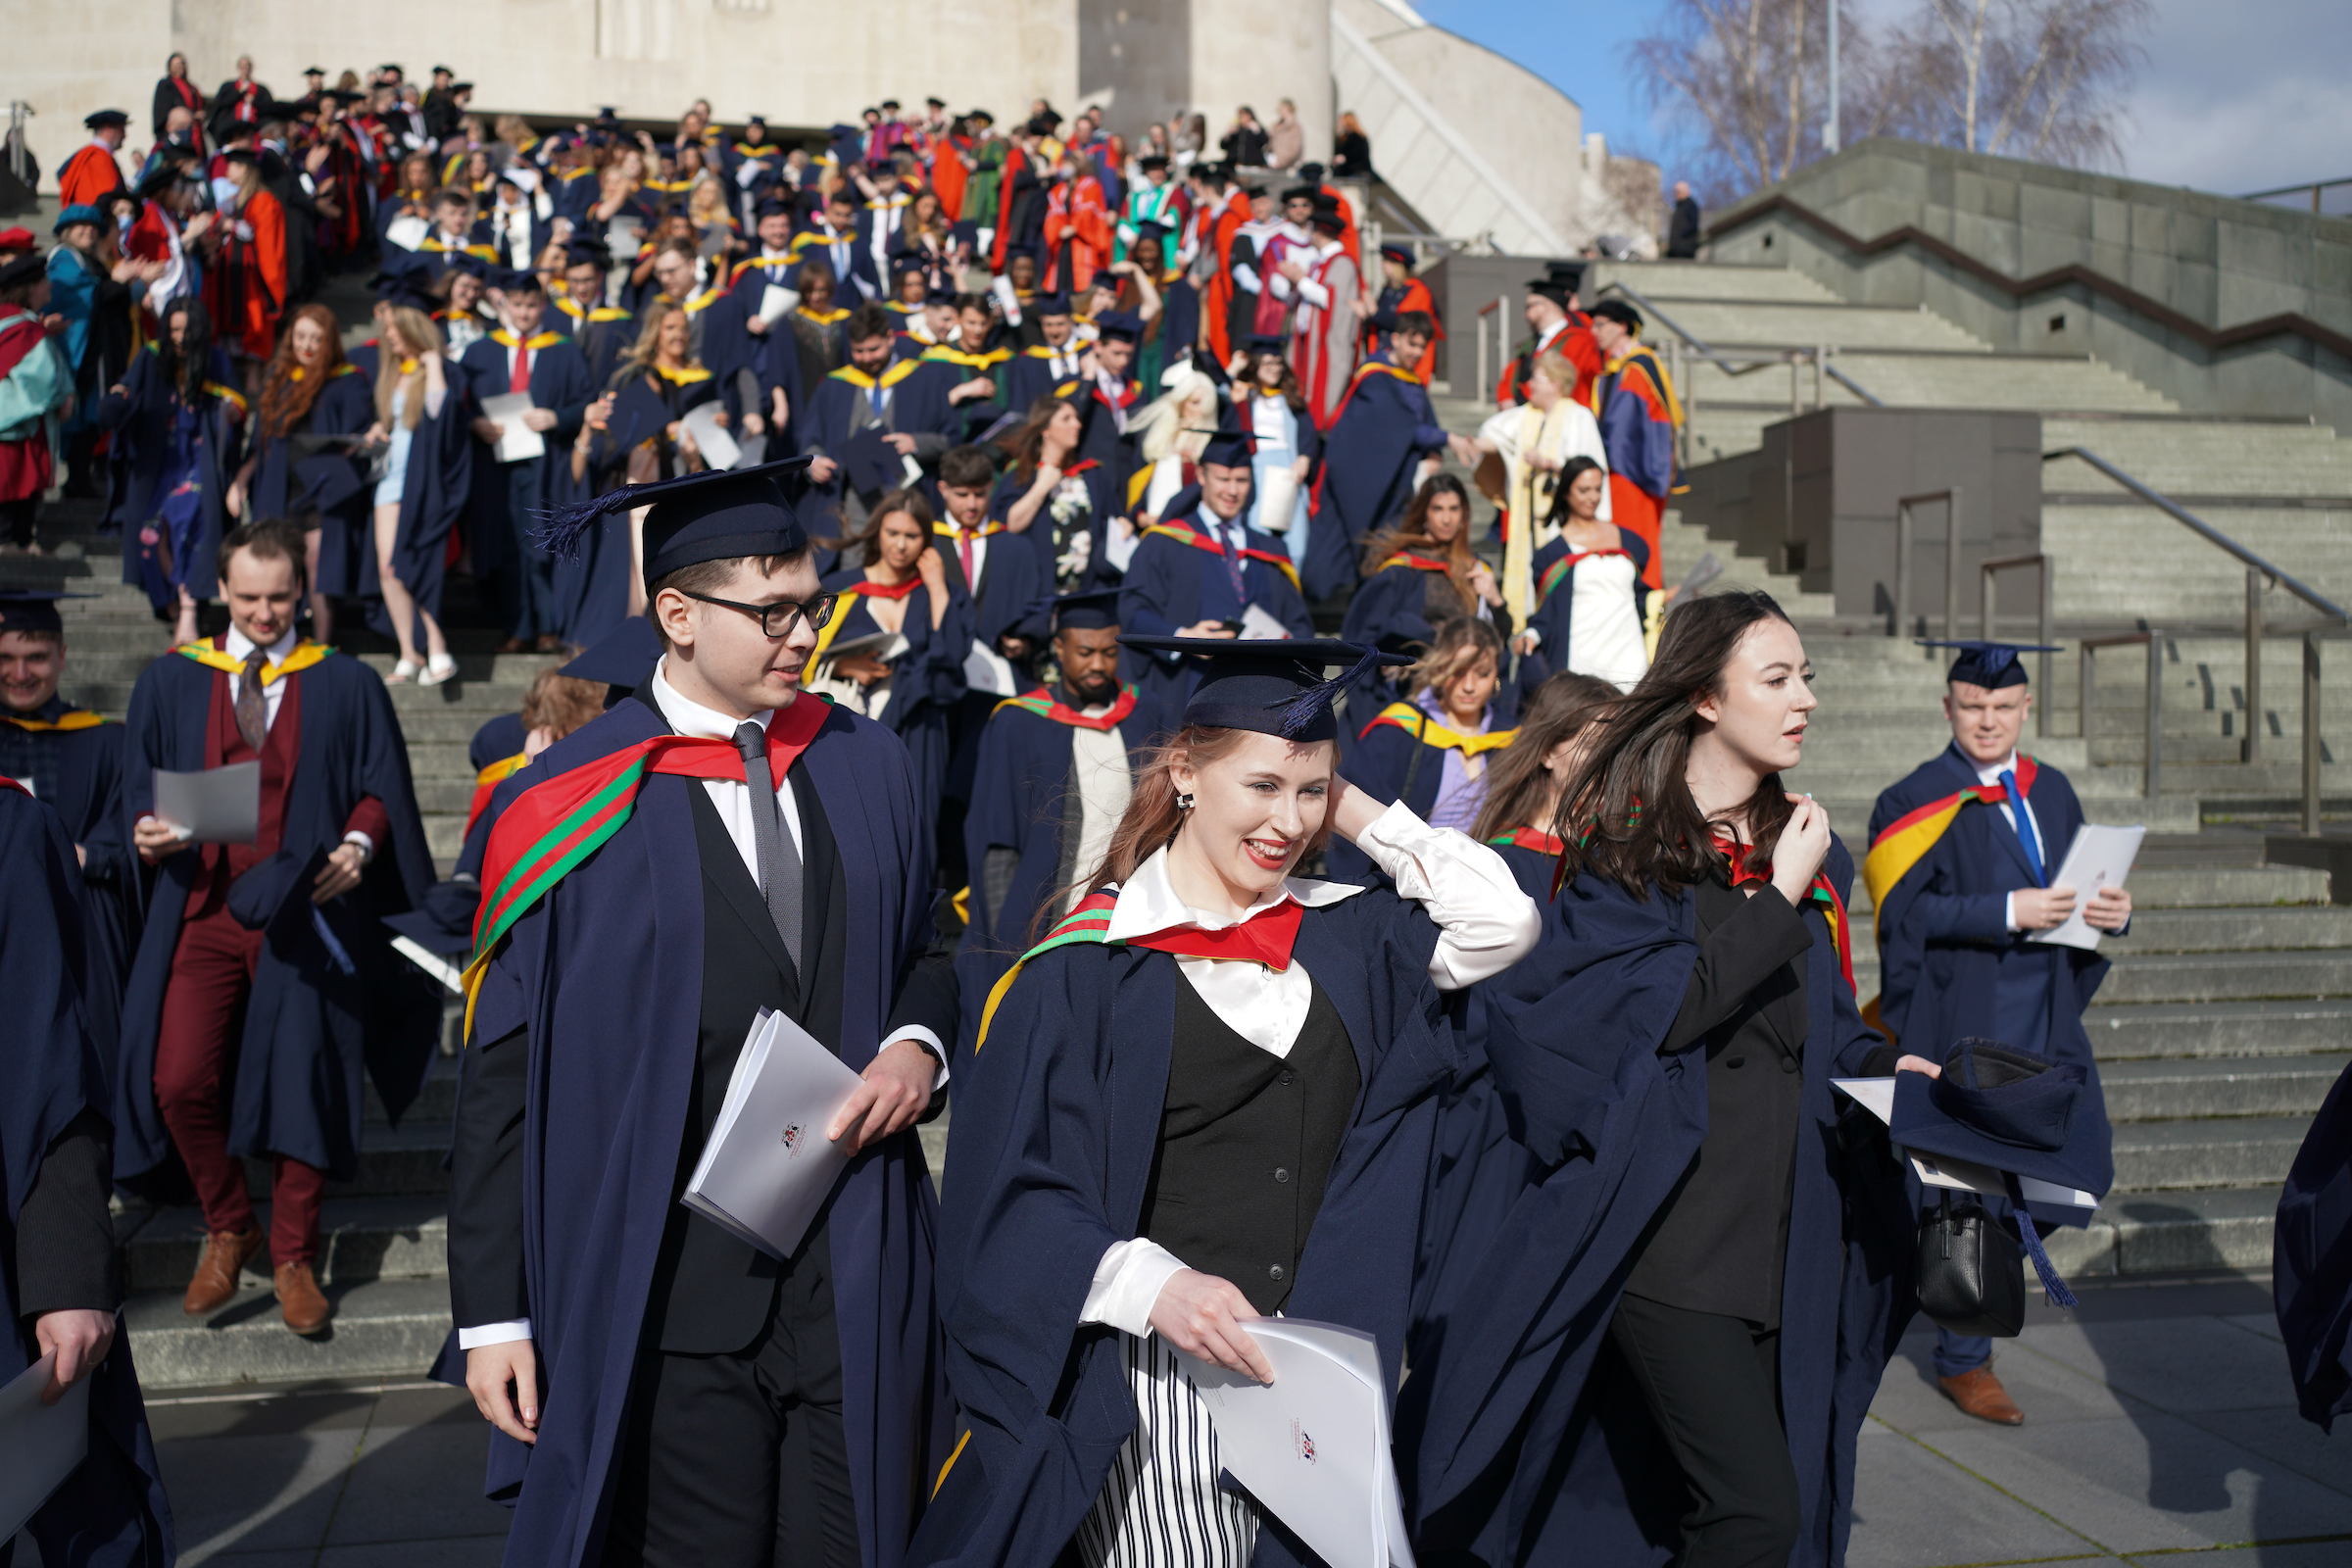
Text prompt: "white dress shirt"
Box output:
[[187, 626, 374, 858], [1080, 801, 1540, 1334], [1971, 749, 2044, 932], [1063, 705, 1133, 915], [458, 660, 948, 1352]]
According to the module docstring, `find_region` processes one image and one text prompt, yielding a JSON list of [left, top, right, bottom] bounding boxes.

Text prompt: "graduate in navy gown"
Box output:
[[1305, 313, 1469, 604], [361, 305, 473, 683], [953, 589, 1171, 1054], [99, 295, 246, 642], [447, 460, 957, 1568], [0, 779, 176, 1568], [118, 519, 437, 1335], [1411, 671, 1619, 1350], [1117, 428, 1311, 712], [459, 268, 593, 653], [988, 394, 1102, 593], [1866, 640, 2127, 1424], [1402, 592, 1917, 1568], [912, 637, 1539, 1568], [235, 300, 376, 643], [1001, 291, 1086, 411], [1335, 473, 1509, 722], [1065, 310, 1146, 563], [801, 304, 953, 537], [1, 591, 137, 1056], [1333, 616, 1515, 881], [1516, 457, 1657, 695], [808, 488, 972, 846], [2277, 1058, 2352, 1432], [552, 241, 636, 389]]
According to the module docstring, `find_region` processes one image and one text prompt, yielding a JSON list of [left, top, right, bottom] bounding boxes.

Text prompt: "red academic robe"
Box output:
[[1200, 189, 1250, 368], [208, 189, 289, 360], [1042, 174, 1113, 295], [987, 143, 1031, 273], [931, 134, 969, 222], [0, 308, 56, 502]]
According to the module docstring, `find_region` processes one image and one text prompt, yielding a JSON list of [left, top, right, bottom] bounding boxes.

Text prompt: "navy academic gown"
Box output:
[[2276, 1057, 2352, 1431], [1071, 376, 1142, 574], [1309, 363, 1450, 603], [2, 699, 136, 1055], [361, 377, 475, 649], [98, 344, 243, 604], [114, 649, 438, 1187], [1115, 510, 1312, 710], [455, 696, 950, 1568], [245, 367, 374, 598], [1410, 837, 1551, 1358], [1329, 696, 1515, 882], [699, 268, 808, 452], [912, 887, 1462, 1568], [459, 332, 593, 637], [549, 297, 634, 388], [818, 568, 975, 846], [1869, 745, 2117, 1073], [1003, 343, 1085, 414], [950, 686, 1170, 1054], [1399, 838, 1915, 1568], [0, 787, 175, 1568], [802, 363, 952, 517]]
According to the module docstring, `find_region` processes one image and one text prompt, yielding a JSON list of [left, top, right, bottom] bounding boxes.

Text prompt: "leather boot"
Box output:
[[1937, 1363, 2026, 1424], [183, 1227, 265, 1315], [275, 1260, 332, 1335]]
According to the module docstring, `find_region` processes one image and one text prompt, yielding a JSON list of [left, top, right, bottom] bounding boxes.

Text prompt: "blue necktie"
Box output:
[[1998, 767, 2044, 886], [1221, 521, 1249, 604]]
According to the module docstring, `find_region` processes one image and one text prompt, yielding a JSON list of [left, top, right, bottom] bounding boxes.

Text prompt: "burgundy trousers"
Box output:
[[154, 906, 326, 1267]]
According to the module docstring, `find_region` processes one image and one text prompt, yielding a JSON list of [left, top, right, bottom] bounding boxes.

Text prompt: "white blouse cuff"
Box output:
[[457, 1318, 532, 1349], [1355, 799, 1543, 990], [1080, 1238, 1189, 1338]]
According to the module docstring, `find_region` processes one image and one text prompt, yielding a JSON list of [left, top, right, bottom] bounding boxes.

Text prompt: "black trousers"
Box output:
[[1609, 1294, 1801, 1568], [601, 1246, 859, 1568]]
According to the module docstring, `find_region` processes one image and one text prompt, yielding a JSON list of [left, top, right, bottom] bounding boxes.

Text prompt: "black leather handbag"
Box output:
[[1916, 1189, 2028, 1338]]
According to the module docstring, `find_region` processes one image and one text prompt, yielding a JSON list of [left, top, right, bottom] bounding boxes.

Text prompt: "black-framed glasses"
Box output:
[[680, 590, 838, 639]]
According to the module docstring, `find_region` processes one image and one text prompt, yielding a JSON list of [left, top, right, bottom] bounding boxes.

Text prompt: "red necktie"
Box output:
[[956, 529, 975, 584], [510, 341, 531, 394]]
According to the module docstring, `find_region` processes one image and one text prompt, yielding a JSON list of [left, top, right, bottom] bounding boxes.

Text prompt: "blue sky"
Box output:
[[1416, 0, 2352, 198]]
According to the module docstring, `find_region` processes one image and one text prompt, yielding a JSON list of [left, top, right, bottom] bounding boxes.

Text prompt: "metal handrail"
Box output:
[[1981, 552, 2054, 737], [1597, 278, 1887, 408], [2043, 446, 2349, 622], [2078, 631, 2166, 799], [1891, 488, 1961, 641], [2237, 175, 2352, 216]]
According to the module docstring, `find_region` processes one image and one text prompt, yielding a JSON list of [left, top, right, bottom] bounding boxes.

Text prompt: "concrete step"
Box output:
[[2083, 950, 2352, 1005], [1636, 300, 1991, 352], [125, 1274, 452, 1390], [2043, 1184, 2280, 1276], [1589, 260, 1846, 305], [242, 1123, 452, 1201], [2084, 998, 2352, 1059], [2097, 1054, 2349, 1121], [2099, 905, 2352, 952], [1847, 862, 2328, 915], [2110, 1114, 2311, 1190], [119, 1195, 450, 1295]]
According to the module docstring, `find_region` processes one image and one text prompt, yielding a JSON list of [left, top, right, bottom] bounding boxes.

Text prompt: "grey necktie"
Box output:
[[733, 721, 804, 972]]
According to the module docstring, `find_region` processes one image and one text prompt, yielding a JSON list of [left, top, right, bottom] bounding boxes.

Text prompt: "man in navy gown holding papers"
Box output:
[[446, 459, 956, 1568]]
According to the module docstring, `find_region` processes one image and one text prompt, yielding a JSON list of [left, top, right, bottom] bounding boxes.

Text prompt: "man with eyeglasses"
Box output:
[[448, 457, 957, 1568]]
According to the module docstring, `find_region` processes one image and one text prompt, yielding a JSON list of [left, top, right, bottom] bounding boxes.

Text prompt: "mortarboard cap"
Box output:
[[560, 613, 662, 692], [924, 286, 957, 307], [1119, 637, 1410, 743], [536, 457, 814, 589], [746, 114, 767, 128], [1138, 154, 1169, 172], [1525, 273, 1575, 308], [1199, 426, 1255, 468], [451, 81, 474, 94], [891, 254, 926, 277], [0, 252, 44, 290], [489, 265, 543, 294], [966, 108, 995, 125], [432, 64, 455, 76], [1379, 242, 1414, 267], [52, 204, 103, 233], [1050, 588, 1122, 633], [1240, 333, 1287, 356], [1092, 310, 1143, 343], [755, 197, 792, 220], [1280, 183, 1317, 204], [83, 110, 129, 130], [1033, 292, 1072, 318], [0, 590, 90, 636], [1918, 639, 2062, 691], [304, 66, 327, 76], [564, 238, 611, 269], [369, 266, 439, 313]]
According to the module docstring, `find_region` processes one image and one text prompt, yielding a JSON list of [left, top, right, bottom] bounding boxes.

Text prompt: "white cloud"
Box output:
[[2114, 0, 2352, 194]]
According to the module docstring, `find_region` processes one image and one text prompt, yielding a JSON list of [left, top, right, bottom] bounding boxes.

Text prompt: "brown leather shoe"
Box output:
[[1937, 1363, 2025, 1424], [274, 1261, 332, 1335], [183, 1227, 265, 1315]]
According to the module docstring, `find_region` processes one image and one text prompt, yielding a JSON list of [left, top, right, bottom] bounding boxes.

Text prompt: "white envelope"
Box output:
[[153, 761, 260, 844], [759, 284, 801, 324], [683, 402, 742, 471], [478, 392, 546, 465], [2028, 823, 2144, 952]]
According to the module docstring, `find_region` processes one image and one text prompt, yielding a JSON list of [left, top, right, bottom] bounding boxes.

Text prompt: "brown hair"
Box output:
[[1472, 672, 1621, 842], [1405, 615, 1504, 704], [939, 444, 996, 491], [1359, 472, 1478, 610], [520, 666, 605, 741], [258, 305, 350, 440], [836, 487, 935, 568], [844, 303, 894, 345], [646, 551, 812, 653], [1003, 394, 1079, 478], [1553, 590, 1796, 899], [1045, 725, 1334, 938], [218, 517, 310, 590]]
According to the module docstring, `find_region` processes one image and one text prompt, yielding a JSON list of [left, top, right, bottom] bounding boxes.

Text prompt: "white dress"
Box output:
[[1565, 549, 1650, 691]]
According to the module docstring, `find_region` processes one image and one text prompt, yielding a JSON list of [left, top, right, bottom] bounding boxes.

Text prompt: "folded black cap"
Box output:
[[1118, 637, 1407, 742], [0, 590, 89, 636]]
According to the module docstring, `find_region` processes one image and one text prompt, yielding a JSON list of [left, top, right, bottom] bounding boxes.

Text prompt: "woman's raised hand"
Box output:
[[1769, 793, 1832, 907]]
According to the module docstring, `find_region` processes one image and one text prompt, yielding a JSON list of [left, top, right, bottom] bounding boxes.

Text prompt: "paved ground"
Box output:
[[14, 1274, 2347, 1566]]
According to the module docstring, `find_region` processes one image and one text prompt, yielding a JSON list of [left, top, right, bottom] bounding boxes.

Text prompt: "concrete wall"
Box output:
[[1078, 0, 1329, 155], [1708, 139, 2352, 435]]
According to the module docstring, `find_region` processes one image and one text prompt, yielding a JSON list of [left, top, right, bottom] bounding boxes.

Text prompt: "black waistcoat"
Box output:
[[1625, 873, 1809, 1326], [1140, 972, 1361, 1316], [646, 770, 851, 1355]]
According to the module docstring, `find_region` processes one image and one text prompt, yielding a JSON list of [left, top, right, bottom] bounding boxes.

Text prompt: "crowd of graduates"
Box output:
[[12, 50, 2349, 1568]]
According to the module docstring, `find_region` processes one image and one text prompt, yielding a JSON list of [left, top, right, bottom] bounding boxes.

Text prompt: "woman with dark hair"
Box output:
[[1233, 336, 1319, 558], [992, 394, 1098, 587], [1332, 614, 1512, 882], [920, 637, 1539, 1568], [1403, 591, 1922, 1568], [1340, 471, 1507, 712], [1515, 454, 1656, 692], [99, 295, 246, 642], [807, 487, 972, 840], [154, 54, 207, 148], [1411, 670, 1621, 1347], [233, 303, 374, 638]]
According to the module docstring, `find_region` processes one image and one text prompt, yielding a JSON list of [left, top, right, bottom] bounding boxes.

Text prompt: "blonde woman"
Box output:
[[1472, 346, 1608, 622], [365, 308, 467, 684], [1126, 368, 1219, 528]]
